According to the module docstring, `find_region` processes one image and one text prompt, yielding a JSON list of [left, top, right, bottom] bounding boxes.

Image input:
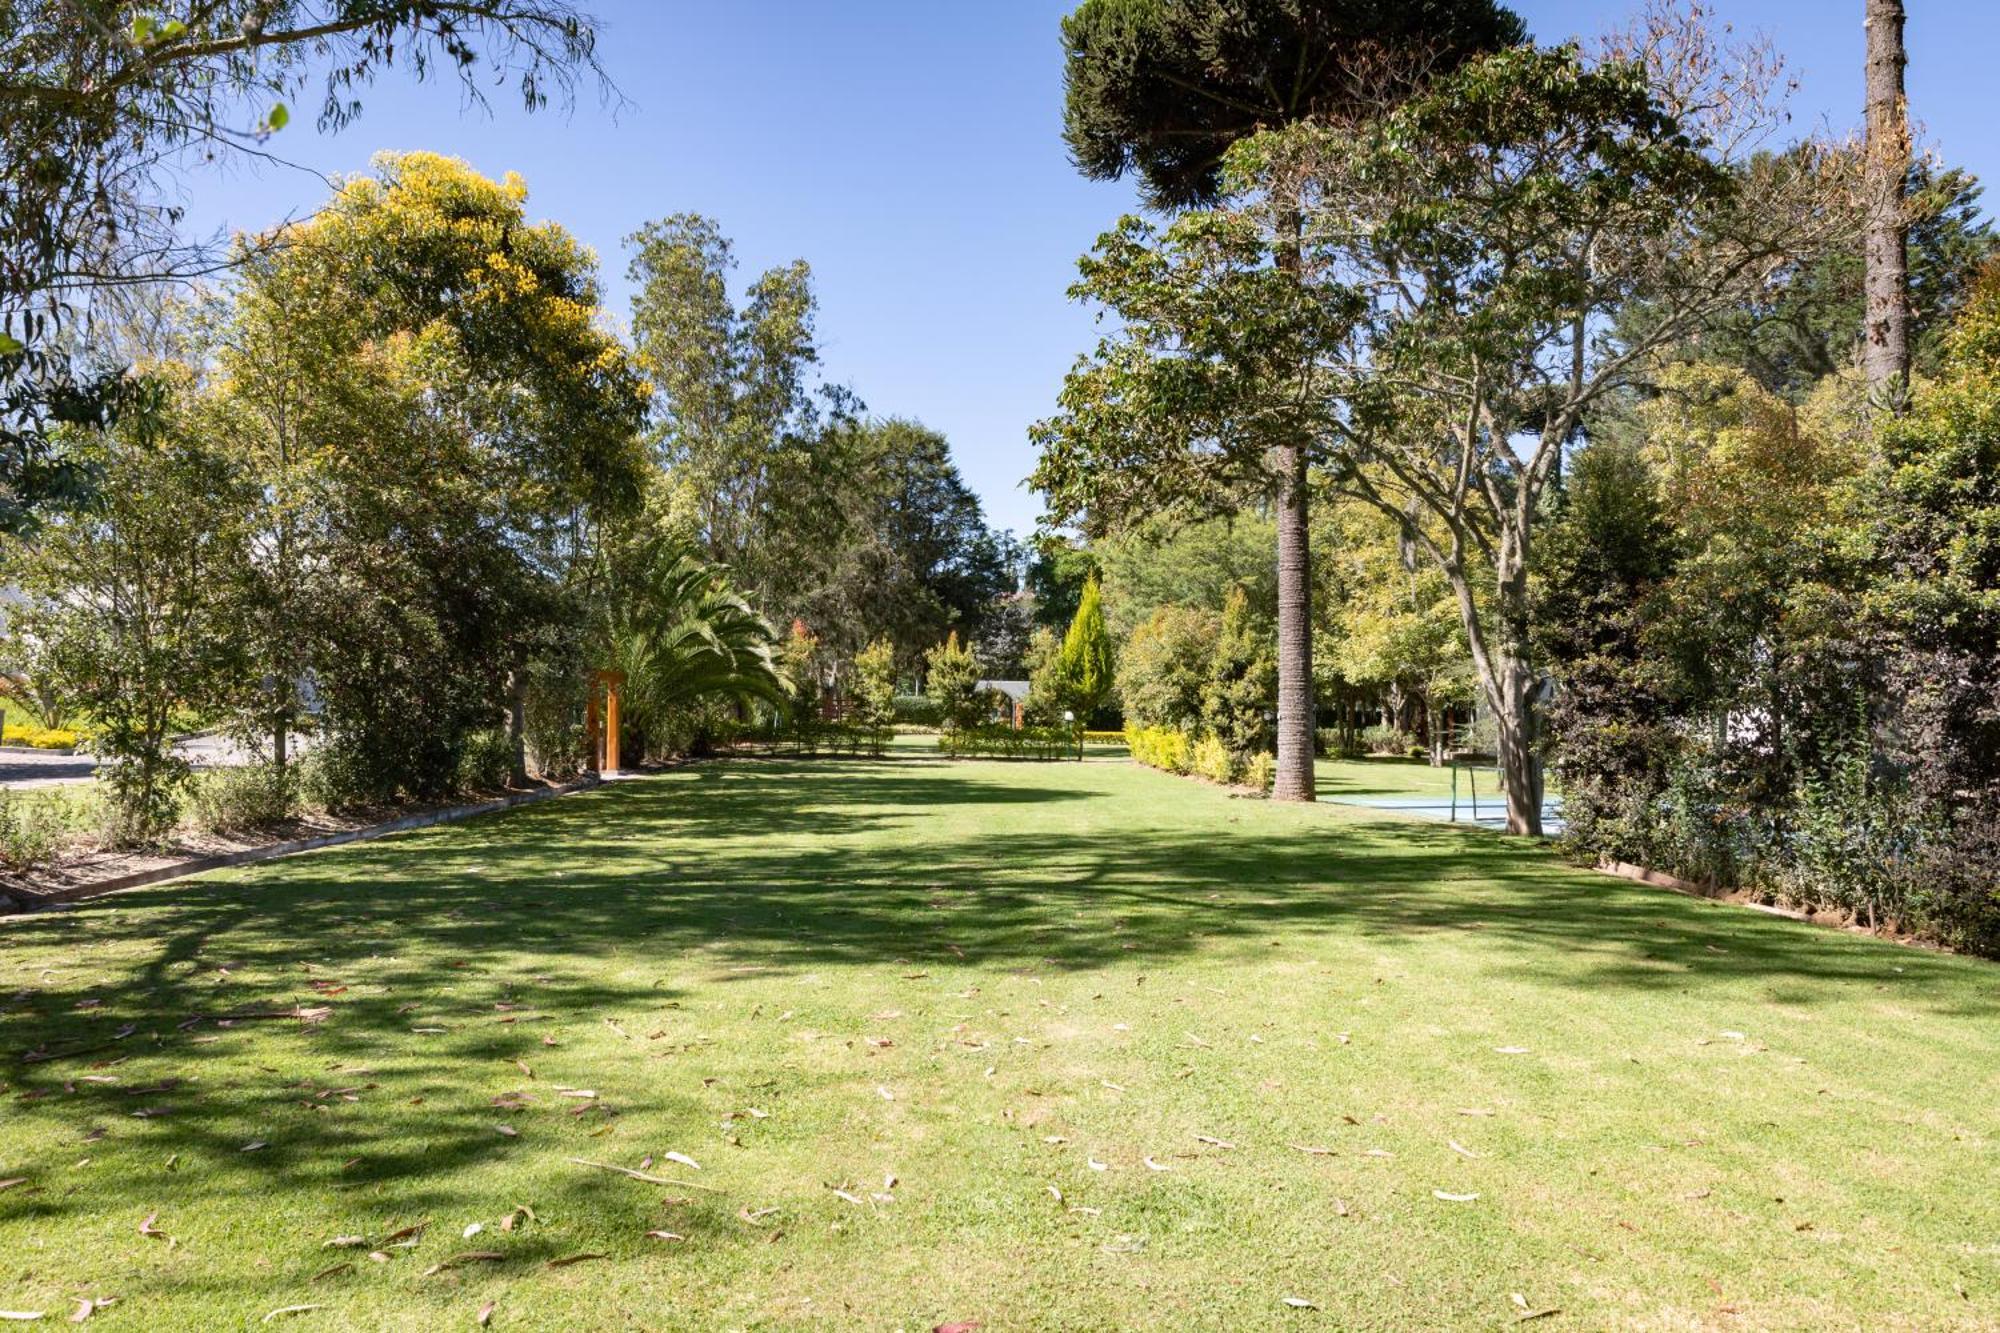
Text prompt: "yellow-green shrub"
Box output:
[[1242, 751, 1275, 795], [1125, 724, 1192, 774], [1083, 730, 1128, 745], [3, 725, 80, 750], [1191, 733, 1238, 785]]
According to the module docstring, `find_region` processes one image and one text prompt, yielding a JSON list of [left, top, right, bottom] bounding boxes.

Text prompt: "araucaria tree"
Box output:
[[1262, 24, 1855, 832], [1051, 0, 1526, 802]]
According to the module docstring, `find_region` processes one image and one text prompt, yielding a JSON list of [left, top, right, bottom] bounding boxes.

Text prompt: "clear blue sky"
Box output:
[[180, 0, 2000, 539]]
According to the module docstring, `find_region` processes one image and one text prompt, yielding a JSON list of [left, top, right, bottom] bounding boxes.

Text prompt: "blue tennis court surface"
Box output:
[[1319, 792, 1566, 835]]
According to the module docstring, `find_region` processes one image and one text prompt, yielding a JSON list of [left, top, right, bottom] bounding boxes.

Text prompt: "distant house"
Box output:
[[976, 679, 1030, 730]]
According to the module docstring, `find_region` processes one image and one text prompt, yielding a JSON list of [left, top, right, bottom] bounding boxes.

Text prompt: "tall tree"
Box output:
[[1057, 0, 1526, 801], [1, 0, 612, 531], [1863, 0, 1912, 397], [625, 214, 857, 610], [1258, 17, 1856, 833], [218, 153, 646, 796]]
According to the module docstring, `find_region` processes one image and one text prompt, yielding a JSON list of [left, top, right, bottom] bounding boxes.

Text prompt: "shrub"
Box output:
[[187, 764, 296, 836], [1117, 606, 1220, 733], [455, 729, 515, 794], [892, 694, 941, 727], [2, 725, 80, 750], [1242, 752, 1276, 795], [937, 725, 1072, 760], [0, 788, 79, 870], [925, 632, 984, 732], [1083, 730, 1127, 745], [1359, 724, 1416, 755], [786, 720, 891, 758], [1125, 724, 1193, 775], [851, 640, 898, 730], [1191, 733, 1238, 785]]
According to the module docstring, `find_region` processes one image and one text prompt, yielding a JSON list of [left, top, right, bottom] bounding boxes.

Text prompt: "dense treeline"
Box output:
[[0, 154, 1022, 842]]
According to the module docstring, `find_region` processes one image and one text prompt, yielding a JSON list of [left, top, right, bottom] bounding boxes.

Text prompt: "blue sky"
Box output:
[[180, 1, 2000, 539]]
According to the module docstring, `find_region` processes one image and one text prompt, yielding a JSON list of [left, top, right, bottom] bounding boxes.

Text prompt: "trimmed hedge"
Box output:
[[937, 726, 1075, 760]]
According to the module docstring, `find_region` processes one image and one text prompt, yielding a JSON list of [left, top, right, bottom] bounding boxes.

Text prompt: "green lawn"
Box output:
[[1, 755, 1995, 1330]]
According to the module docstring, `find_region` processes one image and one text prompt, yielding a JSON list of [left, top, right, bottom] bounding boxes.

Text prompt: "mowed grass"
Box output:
[[0, 756, 1995, 1331]]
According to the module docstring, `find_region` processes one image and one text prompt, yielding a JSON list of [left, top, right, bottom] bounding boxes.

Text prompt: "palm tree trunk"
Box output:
[[1270, 201, 1316, 803], [1273, 439, 1316, 801]]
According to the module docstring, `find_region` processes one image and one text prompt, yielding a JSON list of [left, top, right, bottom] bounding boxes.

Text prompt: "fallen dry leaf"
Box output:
[[477, 1302, 495, 1327], [662, 1151, 700, 1171], [67, 1297, 114, 1323], [1282, 1296, 1318, 1309], [258, 1307, 322, 1324], [137, 1212, 168, 1241], [421, 1251, 504, 1277], [644, 1230, 685, 1242], [1142, 1157, 1172, 1172], [1433, 1190, 1480, 1202]]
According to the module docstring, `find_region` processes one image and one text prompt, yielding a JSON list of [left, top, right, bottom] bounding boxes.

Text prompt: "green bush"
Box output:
[[1242, 752, 1276, 795], [936, 725, 1073, 760], [1359, 724, 1416, 755], [187, 764, 296, 836], [0, 788, 80, 870], [455, 729, 515, 794], [892, 694, 942, 726], [784, 719, 891, 758]]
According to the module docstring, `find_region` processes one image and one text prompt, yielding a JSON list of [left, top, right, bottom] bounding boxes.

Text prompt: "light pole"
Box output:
[[1064, 709, 1080, 762]]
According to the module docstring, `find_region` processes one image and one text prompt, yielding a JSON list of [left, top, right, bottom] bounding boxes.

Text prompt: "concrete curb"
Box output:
[[7, 775, 608, 911]]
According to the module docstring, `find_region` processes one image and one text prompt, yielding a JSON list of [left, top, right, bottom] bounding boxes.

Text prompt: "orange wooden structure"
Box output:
[[584, 668, 626, 775]]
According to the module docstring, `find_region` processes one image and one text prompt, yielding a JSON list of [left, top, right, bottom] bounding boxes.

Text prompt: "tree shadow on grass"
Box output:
[[5, 756, 1990, 1021], [0, 754, 1993, 1294]]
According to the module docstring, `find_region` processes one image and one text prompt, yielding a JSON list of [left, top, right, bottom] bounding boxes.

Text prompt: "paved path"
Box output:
[[0, 733, 286, 790]]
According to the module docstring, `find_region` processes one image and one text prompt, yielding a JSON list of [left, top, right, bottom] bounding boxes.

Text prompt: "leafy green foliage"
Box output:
[[2, 0, 610, 529], [1060, 0, 1524, 210], [1056, 576, 1115, 720], [924, 631, 984, 733], [2, 372, 250, 838], [851, 639, 899, 730], [1200, 585, 1276, 762], [1115, 604, 1219, 733], [601, 539, 784, 762]]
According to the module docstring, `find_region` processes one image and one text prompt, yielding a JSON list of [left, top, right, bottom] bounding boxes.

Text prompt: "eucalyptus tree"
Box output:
[[1054, 0, 1525, 801], [625, 214, 858, 611]]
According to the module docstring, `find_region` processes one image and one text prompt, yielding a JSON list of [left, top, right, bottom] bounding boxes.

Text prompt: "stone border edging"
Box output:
[[8, 775, 607, 911]]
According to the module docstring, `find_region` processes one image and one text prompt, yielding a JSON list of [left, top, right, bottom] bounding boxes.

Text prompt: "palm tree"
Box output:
[[600, 538, 786, 759]]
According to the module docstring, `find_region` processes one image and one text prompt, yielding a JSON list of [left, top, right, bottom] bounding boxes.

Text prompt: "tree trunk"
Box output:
[[1863, 0, 1911, 396], [1441, 548, 1544, 835], [1270, 202, 1316, 803], [1272, 440, 1317, 801], [507, 662, 530, 787], [1487, 563, 1545, 835]]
